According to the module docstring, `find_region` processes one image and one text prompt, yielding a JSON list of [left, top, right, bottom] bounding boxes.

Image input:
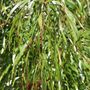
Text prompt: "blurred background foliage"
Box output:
[[0, 0, 90, 90]]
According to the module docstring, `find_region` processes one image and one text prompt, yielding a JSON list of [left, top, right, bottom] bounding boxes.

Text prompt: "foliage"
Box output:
[[0, 0, 90, 90]]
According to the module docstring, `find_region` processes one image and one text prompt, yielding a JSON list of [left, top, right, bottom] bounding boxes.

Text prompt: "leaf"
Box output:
[[65, 7, 78, 42], [0, 64, 11, 82], [38, 13, 43, 30], [76, 0, 82, 11], [1, 37, 5, 54], [10, 1, 23, 15]]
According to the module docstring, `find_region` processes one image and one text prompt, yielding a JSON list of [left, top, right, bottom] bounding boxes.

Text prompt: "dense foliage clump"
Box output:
[[0, 0, 90, 90]]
